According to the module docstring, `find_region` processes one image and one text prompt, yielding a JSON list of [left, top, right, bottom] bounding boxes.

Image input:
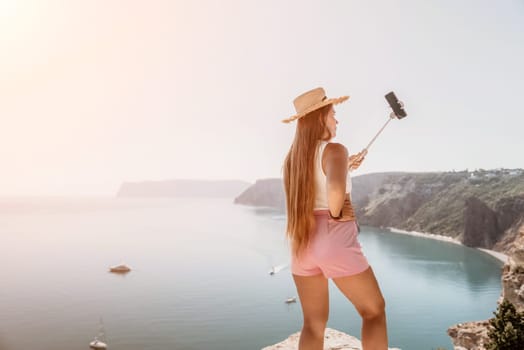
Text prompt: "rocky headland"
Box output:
[[234, 169, 524, 256], [234, 178, 286, 209]]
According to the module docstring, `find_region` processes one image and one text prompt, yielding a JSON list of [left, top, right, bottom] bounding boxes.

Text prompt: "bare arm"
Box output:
[[322, 143, 348, 218]]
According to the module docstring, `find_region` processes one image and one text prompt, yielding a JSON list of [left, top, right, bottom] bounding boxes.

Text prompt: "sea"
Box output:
[[0, 196, 503, 350]]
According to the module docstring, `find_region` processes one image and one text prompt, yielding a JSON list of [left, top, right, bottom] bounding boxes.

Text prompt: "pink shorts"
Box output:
[[291, 210, 369, 278]]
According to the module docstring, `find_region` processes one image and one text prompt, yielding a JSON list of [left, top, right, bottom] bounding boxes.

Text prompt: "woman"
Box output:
[[282, 87, 388, 349]]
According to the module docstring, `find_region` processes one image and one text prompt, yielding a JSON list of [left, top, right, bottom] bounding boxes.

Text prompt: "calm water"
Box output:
[[0, 196, 503, 350]]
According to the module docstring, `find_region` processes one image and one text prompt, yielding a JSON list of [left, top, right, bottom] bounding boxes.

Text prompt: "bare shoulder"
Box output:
[[324, 142, 348, 159], [323, 143, 348, 174]]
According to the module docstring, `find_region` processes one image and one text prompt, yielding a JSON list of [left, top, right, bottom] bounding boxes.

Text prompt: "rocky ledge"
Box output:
[[447, 320, 491, 350], [262, 327, 401, 350]]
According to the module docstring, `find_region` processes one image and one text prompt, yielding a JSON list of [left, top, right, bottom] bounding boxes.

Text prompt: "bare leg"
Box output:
[[332, 267, 388, 350], [292, 273, 329, 350]]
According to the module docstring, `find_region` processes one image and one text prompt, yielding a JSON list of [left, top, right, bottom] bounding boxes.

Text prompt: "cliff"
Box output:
[[502, 227, 524, 314], [447, 224, 524, 349], [262, 327, 401, 350], [116, 179, 251, 198], [234, 169, 524, 254]]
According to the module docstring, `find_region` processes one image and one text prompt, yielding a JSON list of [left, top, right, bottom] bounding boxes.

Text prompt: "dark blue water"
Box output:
[[0, 197, 502, 349]]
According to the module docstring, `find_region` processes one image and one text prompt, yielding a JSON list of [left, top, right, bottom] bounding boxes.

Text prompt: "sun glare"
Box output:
[[0, 0, 20, 22], [0, 0, 39, 40]]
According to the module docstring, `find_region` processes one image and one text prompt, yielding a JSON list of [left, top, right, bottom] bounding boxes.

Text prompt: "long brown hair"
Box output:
[[283, 104, 332, 259]]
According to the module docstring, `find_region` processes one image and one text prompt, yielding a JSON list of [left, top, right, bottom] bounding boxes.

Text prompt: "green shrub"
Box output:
[[486, 299, 524, 350]]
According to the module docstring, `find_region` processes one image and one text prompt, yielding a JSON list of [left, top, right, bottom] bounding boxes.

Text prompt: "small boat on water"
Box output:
[[269, 264, 289, 275], [285, 297, 297, 304], [109, 264, 131, 273], [89, 318, 107, 349]]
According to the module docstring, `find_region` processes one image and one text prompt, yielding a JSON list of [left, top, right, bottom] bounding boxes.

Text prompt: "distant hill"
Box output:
[[234, 178, 286, 209], [234, 169, 524, 254], [116, 179, 252, 198]]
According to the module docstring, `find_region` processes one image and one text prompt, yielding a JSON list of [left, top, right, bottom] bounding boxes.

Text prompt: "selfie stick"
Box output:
[[360, 91, 408, 157]]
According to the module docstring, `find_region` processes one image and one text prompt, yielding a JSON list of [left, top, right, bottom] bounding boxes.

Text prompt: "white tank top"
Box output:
[[314, 141, 352, 210]]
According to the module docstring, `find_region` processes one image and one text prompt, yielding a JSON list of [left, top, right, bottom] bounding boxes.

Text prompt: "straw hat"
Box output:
[[282, 87, 349, 123]]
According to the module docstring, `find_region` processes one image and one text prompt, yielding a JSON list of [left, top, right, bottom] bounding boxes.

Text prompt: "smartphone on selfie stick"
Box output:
[[385, 91, 407, 119]]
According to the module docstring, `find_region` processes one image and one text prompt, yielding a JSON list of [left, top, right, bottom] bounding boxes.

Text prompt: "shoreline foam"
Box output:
[[385, 227, 508, 264]]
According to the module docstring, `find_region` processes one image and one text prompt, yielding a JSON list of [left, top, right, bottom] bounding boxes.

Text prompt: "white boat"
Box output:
[[285, 297, 297, 304], [109, 264, 131, 273], [89, 338, 107, 349], [89, 318, 107, 349], [268, 263, 288, 275]]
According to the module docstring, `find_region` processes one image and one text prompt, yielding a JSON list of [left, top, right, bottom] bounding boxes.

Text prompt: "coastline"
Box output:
[[476, 248, 509, 264], [386, 227, 509, 264]]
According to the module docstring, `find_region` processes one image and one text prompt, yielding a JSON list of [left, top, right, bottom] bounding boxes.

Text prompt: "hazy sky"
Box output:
[[1, 0, 523, 195]]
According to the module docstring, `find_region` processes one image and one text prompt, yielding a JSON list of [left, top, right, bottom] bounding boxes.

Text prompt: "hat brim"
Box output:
[[281, 96, 350, 123]]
